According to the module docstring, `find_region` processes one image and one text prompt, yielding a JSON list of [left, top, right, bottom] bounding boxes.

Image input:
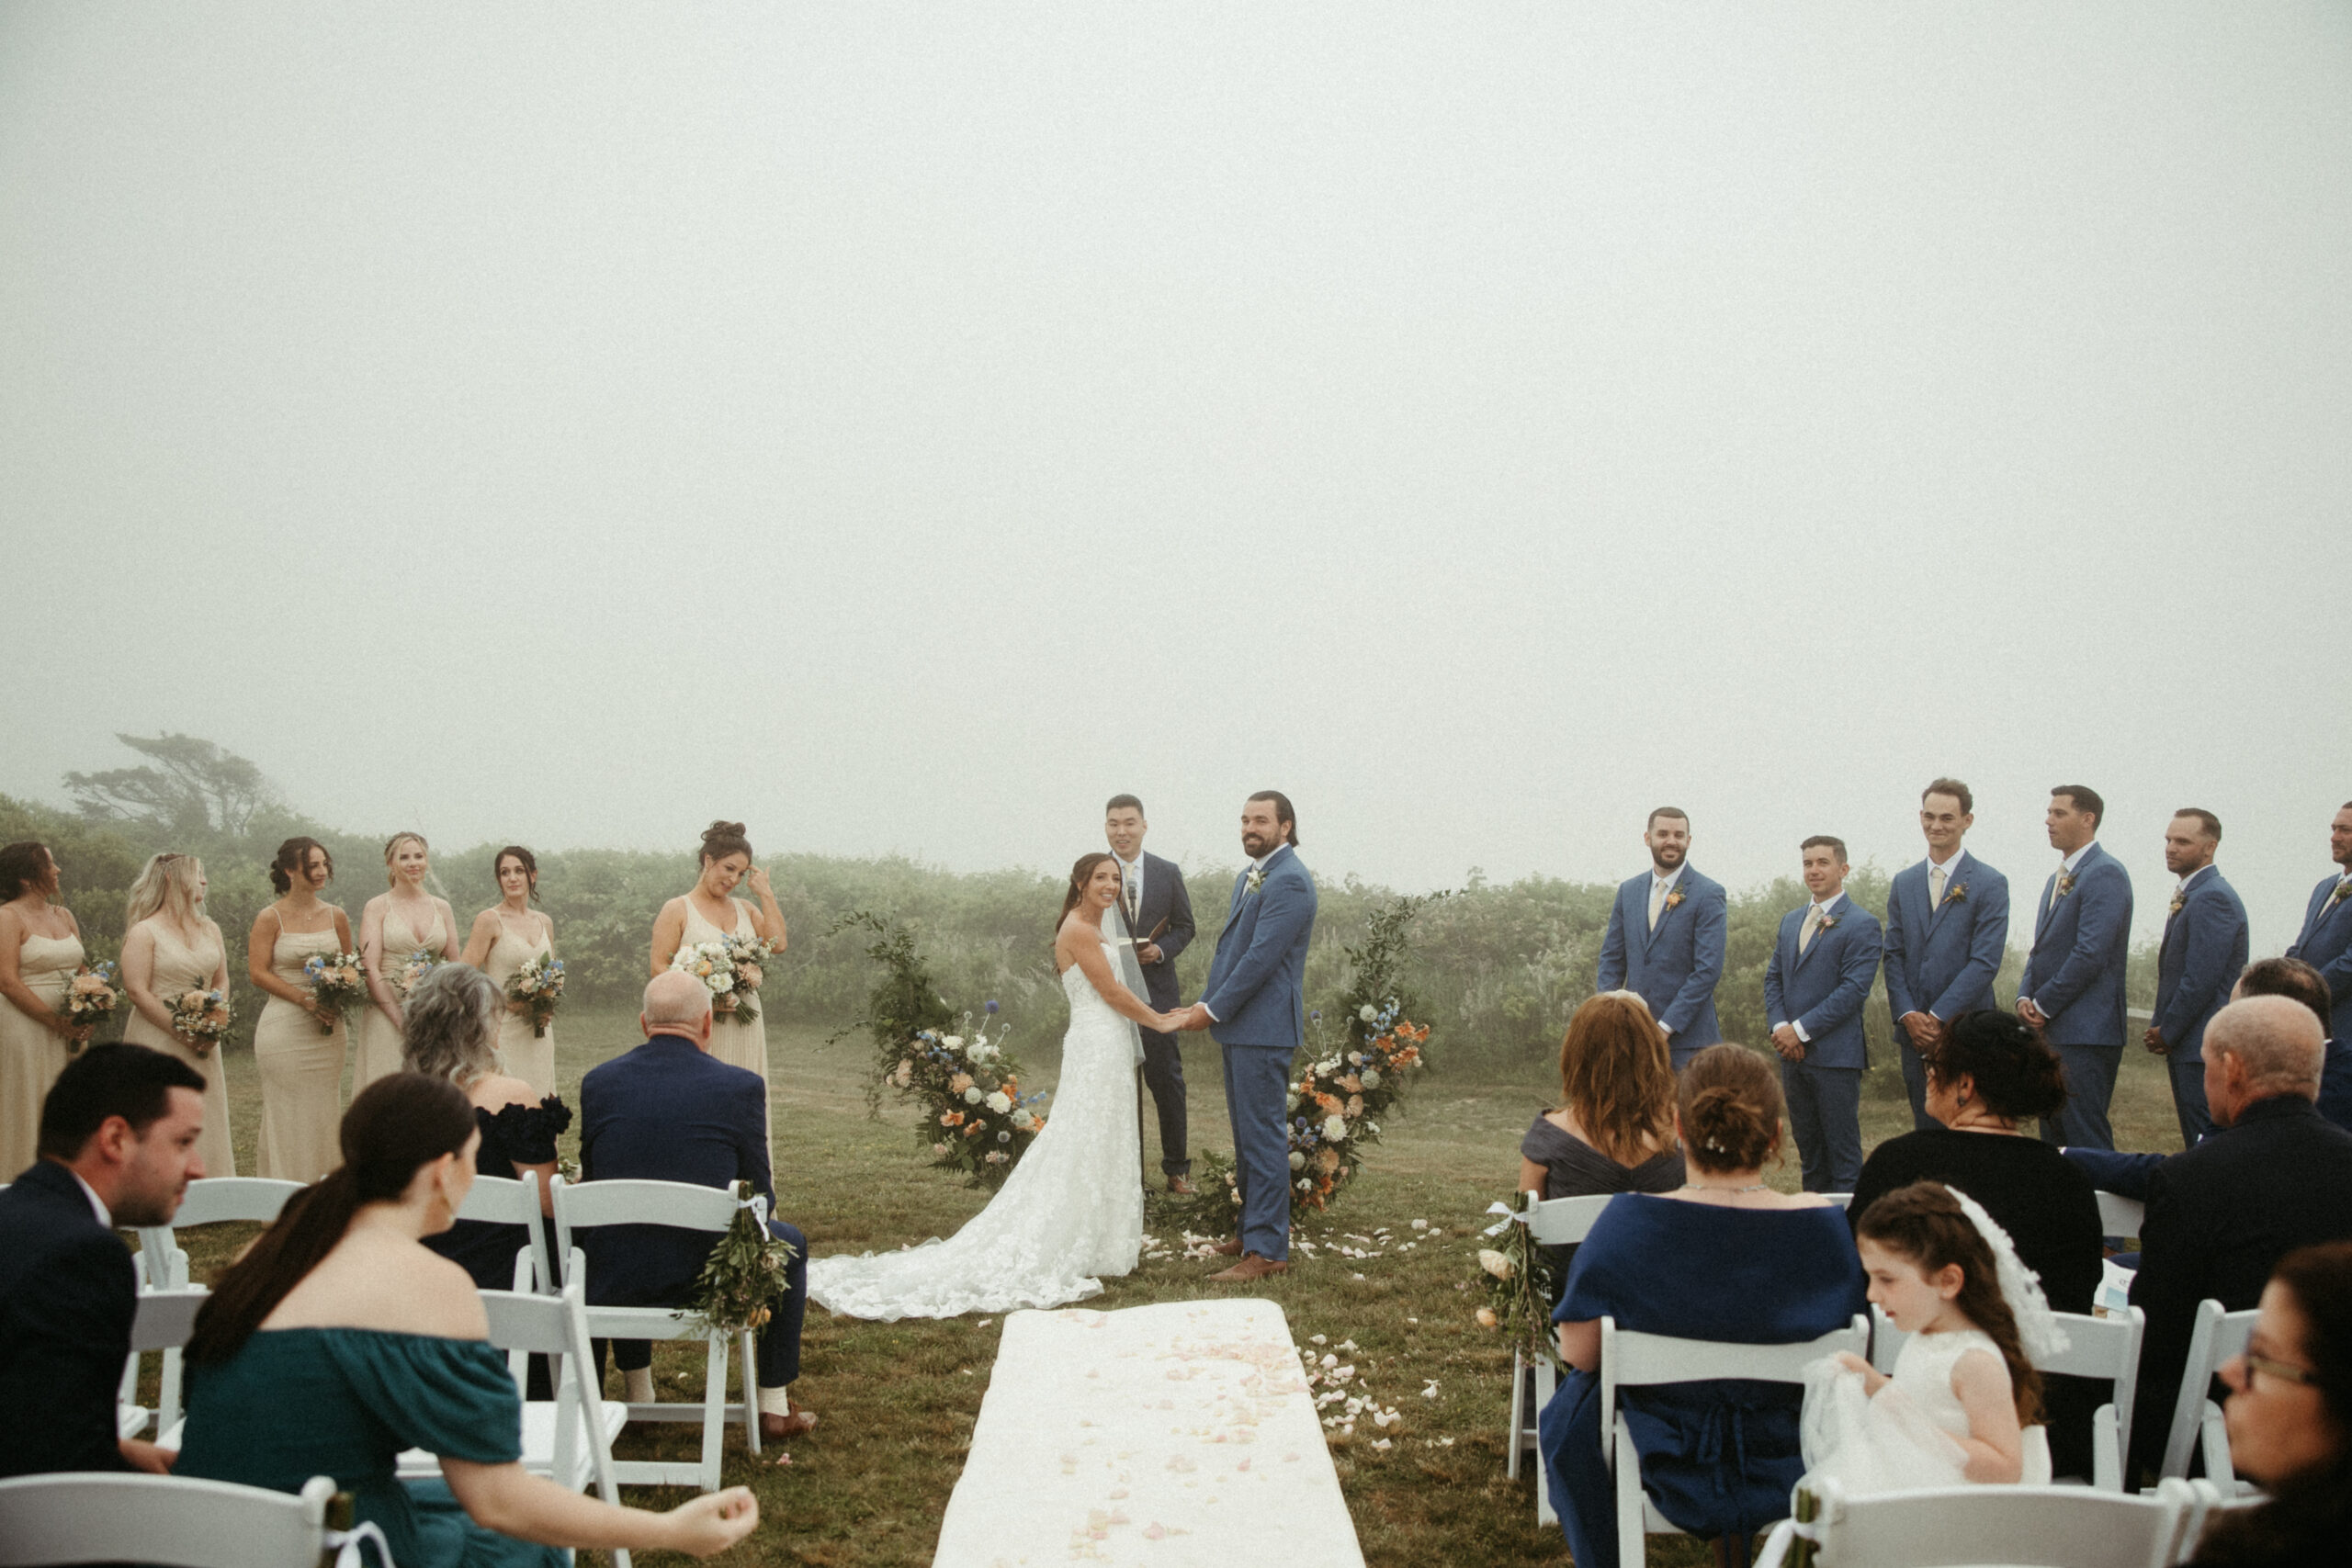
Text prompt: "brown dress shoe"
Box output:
[[760, 1410, 818, 1441], [1208, 1235, 1245, 1257], [1167, 1174, 1199, 1196], [1207, 1253, 1289, 1282]]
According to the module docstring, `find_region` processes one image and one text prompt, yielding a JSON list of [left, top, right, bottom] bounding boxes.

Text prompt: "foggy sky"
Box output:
[[4, 3, 2348, 951]]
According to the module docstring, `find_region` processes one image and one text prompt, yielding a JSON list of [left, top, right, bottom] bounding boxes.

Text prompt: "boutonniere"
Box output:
[[1942, 881, 1969, 907], [1245, 868, 1265, 897], [2331, 880, 2352, 909], [1664, 888, 1686, 911], [2169, 891, 2188, 917], [2056, 872, 2076, 899], [1815, 912, 1840, 932]]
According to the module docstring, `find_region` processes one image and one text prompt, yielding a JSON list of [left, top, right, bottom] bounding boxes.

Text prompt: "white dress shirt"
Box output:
[[1113, 850, 1145, 925], [70, 1168, 112, 1228], [1646, 864, 1686, 931]]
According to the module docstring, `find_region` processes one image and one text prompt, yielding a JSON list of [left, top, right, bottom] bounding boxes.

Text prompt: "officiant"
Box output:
[[1105, 795, 1198, 1194]]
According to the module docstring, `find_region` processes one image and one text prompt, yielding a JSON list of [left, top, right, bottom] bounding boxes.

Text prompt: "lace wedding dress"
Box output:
[[806, 938, 1145, 1320]]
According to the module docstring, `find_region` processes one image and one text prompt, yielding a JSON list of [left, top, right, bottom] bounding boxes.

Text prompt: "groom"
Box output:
[[1173, 791, 1317, 1282]]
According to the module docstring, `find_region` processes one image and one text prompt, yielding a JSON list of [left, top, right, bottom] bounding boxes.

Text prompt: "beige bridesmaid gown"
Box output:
[[1, 930, 83, 1179], [254, 923, 349, 1183], [356, 900, 447, 1091], [680, 897, 771, 1137], [121, 918, 236, 1179], [481, 912, 556, 1097]]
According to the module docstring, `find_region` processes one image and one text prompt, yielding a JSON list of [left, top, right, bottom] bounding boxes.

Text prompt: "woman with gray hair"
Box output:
[[402, 963, 571, 1289]]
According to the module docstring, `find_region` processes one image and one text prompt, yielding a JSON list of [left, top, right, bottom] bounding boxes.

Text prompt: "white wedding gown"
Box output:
[[806, 942, 1144, 1320]]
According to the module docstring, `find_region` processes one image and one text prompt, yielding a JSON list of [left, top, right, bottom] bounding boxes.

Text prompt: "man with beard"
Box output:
[[2284, 800, 2352, 1048], [2146, 808, 2248, 1146], [1597, 807, 1726, 1068]]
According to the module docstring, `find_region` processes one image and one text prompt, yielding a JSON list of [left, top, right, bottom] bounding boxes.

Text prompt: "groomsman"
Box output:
[[2284, 800, 2352, 1047], [2018, 784, 2134, 1150], [1596, 807, 1727, 1067], [2147, 809, 2249, 1148], [1104, 795, 1198, 1194], [1882, 778, 2011, 1130], [1764, 837, 1884, 1193]]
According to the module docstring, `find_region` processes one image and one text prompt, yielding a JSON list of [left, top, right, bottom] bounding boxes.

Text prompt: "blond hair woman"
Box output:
[[120, 852, 237, 1177], [355, 832, 459, 1091]]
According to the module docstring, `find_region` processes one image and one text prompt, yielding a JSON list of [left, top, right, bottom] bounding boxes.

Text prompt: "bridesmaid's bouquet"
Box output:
[[506, 954, 565, 1038], [390, 948, 441, 998], [62, 963, 122, 1046], [170, 987, 234, 1056], [302, 951, 368, 1034], [672, 934, 774, 1025]]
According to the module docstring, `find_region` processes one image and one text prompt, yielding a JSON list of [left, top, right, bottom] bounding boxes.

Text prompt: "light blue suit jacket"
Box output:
[[2018, 842, 2134, 1046], [1595, 866, 1726, 1048], [1763, 896, 1884, 1071], [1882, 850, 2009, 1048], [1202, 843, 1317, 1052], [2153, 865, 2248, 1064], [2286, 873, 2352, 1045]]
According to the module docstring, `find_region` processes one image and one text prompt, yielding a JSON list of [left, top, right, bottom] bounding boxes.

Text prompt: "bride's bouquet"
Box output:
[[62, 962, 122, 1046], [170, 987, 234, 1056], [672, 933, 773, 1024], [390, 947, 441, 998], [302, 951, 368, 1033], [506, 954, 565, 1037]]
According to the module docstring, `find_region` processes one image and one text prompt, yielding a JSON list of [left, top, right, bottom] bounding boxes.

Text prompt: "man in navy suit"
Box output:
[[2018, 785, 2135, 1150], [1883, 778, 2011, 1129], [1105, 794, 1199, 1193], [1763, 837, 1884, 1193], [1174, 790, 1317, 1283], [2146, 809, 2249, 1147], [579, 972, 813, 1439], [0, 1043, 206, 1478], [1595, 807, 1727, 1067], [2283, 799, 2352, 1047]]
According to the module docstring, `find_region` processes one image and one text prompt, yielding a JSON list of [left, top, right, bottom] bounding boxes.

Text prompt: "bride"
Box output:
[[806, 853, 1185, 1320]]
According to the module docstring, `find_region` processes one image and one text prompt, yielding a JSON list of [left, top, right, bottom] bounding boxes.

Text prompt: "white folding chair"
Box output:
[[117, 1288, 211, 1449], [2178, 1476, 2265, 1557], [1753, 1475, 2199, 1568], [550, 1175, 763, 1492], [1503, 1190, 1614, 1492], [2157, 1299, 2258, 1486], [0, 1472, 368, 1568], [1820, 1193, 1855, 1212], [455, 1170, 555, 1293], [137, 1177, 306, 1289], [1599, 1313, 1871, 1566], [1871, 1303, 2145, 1490], [2095, 1190, 2145, 1241]]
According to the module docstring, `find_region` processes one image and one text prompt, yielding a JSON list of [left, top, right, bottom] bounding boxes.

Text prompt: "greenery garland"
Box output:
[[678, 1180, 797, 1336], [1476, 1190, 1565, 1371]]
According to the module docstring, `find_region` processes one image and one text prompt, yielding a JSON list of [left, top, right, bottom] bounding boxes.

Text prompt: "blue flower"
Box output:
[[985, 999, 999, 1014]]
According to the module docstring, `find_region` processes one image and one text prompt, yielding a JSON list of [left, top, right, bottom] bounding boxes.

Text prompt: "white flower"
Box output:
[[1410, 1218, 1428, 1231], [985, 1090, 1012, 1114], [1012, 1109, 1035, 1130], [1285, 1092, 1300, 1111], [1321, 1114, 1348, 1143], [1288, 1151, 1306, 1170], [1359, 1004, 1378, 1022], [1477, 1248, 1515, 1280], [943, 1035, 964, 1050], [1359, 1068, 1381, 1089], [963, 1086, 984, 1105], [707, 972, 734, 993]]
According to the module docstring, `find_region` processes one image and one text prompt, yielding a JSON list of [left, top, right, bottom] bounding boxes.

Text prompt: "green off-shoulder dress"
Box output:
[[176, 1327, 565, 1568]]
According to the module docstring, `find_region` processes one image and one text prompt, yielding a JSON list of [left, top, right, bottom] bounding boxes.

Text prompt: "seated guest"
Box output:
[[1847, 1010, 2104, 1476], [579, 971, 812, 1438], [2125, 996, 2352, 1481], [2188, 1241, 2352, 1566], [0, 1043, 206, 1478], [1516, 991, 1685, 1288], [1539, 1043, 1866, 1568], [176, 1074, 757, 1565], [405, 963, 570, 1290]]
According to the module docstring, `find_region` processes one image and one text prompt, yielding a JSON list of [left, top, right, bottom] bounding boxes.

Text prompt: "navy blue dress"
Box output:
[[1539, 1194, 1867, 1565]]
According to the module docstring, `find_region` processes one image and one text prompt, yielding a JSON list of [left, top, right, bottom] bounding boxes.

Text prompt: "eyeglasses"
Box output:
[[2239, 1351, 2320, 1388]]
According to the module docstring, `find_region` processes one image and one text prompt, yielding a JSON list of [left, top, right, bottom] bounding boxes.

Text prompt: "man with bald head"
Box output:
[[577, 972, 814, 1439], [2124, 994, 2352, 1478]]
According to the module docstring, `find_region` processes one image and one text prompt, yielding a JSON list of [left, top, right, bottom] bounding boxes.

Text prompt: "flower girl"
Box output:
[[1800, 1179, 2063, 1494]]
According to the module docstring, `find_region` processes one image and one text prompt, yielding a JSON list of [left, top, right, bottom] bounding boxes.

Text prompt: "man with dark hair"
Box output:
[[1763, 836, 1883, 1191], [1104, 794, 1198, 1192], [1883, 778, 2011, 1129], [2018, 784, 2134, 1149], [1596, 807, 1726, 1068], [2234, 956, 2351, 1134], [2146, 809, 2248, 1146], [0, 1043, 207, 1478], [2284, 800, 2352, 1047]]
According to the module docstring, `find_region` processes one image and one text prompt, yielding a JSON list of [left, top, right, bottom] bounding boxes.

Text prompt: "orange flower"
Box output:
[[964, 1122, 984, 1137], [942, 1111, 964, 1127]]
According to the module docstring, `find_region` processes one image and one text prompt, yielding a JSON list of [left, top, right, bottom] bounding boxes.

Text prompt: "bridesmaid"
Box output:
[[459, 845, 559, 1098], [650, 821, 786, 1114], [247, 837, 354, 1183], [355, 832, 459, 1091], [120, 852, 237, 1179], [0, 840, 91, 1178]]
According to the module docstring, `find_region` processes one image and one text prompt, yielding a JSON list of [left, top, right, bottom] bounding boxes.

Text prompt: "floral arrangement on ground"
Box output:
[[831, 910, 1048, 1190]]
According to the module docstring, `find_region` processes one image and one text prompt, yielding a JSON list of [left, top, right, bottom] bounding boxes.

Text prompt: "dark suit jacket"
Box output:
[[2125, 1095, 2352, 1475], [1113, 850, 1195, 1012], [1762, 895, 1884, 1071], [577, 1034, 774, 1305], [2018, 843, 2133, 1045], [1595, 866, 1727, 1048], [1883, 851, 2009, 1048], [2285, 873, 2352, 1044], [0, 1159, 135, 1477], [2152, 866, 2248, 1063]]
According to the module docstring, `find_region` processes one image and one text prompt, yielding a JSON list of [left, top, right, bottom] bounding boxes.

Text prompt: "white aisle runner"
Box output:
[[933, 1298, 1366, 1568]]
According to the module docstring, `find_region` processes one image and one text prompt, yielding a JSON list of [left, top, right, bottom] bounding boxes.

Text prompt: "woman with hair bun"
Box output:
[[120, 852, 237, 1177], [650, 822, 787, 1121], [460, 846, 559, 1097], [355, 832, 460, 1092], [1538, 1043, 1866, 1568], [246, 837, 355, 1182], [0, 840, 89, 1176]]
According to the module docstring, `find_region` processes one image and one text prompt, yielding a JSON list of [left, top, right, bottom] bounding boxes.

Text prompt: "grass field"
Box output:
[[164, 1009, 2183, 1566]]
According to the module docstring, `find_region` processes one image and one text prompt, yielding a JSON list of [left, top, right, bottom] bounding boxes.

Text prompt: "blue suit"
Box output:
[[1596, 866, 1726, 1066], [2018, 843, 2135, 1151], [2285, 873, 2352, 1046], [1201, 842, 1316, 1261], [2152, 866, 2249, 1147], [578, 1034, 806, 1389], [1881, 851, 2008, 1129], [1763, 895, 1884, 1192]]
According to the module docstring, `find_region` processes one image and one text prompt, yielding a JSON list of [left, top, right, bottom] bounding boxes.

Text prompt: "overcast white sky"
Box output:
[[3, 3, 2347, 949]]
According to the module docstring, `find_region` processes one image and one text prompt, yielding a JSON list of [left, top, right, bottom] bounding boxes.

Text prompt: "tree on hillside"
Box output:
[[65, 733, 278, 837]]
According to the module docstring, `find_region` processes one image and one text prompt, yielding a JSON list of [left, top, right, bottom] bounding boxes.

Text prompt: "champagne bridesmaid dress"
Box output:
[[254, 922, 348, 1182], [356, 901, 447, 1091], [121, 918, 236, 1179], [1, 929, 82, 1179], [681, 897, 770, 1135], [481, 912, 556, 1097]]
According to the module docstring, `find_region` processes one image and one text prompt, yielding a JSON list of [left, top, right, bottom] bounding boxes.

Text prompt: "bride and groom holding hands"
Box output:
[[804, 790, 1316, 1319]]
